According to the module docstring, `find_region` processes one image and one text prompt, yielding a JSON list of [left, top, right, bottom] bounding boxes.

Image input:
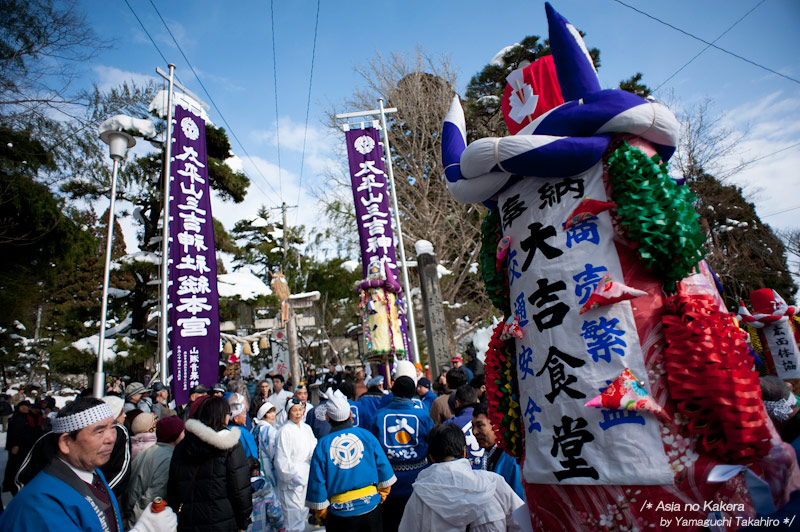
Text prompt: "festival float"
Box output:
[[442, 3, 799, 529]]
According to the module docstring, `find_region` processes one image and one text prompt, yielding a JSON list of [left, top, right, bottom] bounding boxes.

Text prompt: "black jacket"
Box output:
[[168, 419, 252, 532]]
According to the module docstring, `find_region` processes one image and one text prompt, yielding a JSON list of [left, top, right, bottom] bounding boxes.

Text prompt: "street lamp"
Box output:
[[94, 115, 154, 397]]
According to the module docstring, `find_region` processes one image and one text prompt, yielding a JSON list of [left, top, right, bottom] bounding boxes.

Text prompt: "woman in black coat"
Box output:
[[168, 396, 252, 532]]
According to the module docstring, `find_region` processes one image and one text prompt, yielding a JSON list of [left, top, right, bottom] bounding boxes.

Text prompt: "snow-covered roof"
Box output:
[[71, 315, 133, 361], [218, 271, 272, 300]]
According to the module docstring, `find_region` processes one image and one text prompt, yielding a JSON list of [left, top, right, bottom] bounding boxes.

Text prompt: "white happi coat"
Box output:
[[273, 420, 316, 531]]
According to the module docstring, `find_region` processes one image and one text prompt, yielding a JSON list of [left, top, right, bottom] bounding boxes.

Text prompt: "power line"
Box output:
[[146, 0, 282, 205], [612, 0, 800, 86], [121, 0, 186, 88], [295, 0, 321, 225], [747, 141, 800, 166], [654, 0, 766, 93], [762, 205, 800, 218], [270, 0, 284, 200]]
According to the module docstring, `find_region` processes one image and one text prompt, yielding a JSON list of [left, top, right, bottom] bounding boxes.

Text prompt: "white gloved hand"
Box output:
[[290, 473, 305, 487], [129, 502, 178, 532]]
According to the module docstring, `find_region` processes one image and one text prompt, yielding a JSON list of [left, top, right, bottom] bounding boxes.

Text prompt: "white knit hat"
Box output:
[[325, 390, 351, 422], [393, 360, 417, 385]]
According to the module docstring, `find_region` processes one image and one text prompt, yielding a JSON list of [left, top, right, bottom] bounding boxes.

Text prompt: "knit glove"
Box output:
[[129, 502, 178, 532]]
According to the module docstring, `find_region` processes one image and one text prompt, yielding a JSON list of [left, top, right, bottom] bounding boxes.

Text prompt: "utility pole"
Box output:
[[280, 202, 302, 388]]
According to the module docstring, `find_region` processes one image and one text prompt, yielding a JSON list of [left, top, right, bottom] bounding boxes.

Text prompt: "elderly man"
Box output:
[[306, 390, 395, 532], [149, 381, 175, 419], [0, 397, 177, 532], [275, 384, 312, 427], [228, 395, 258, 458], [124, 383, 148, 413]]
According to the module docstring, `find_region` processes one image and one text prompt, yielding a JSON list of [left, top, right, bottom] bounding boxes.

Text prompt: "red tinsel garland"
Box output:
[[662, 292, 772, 464], [484, 320, 523, 459]]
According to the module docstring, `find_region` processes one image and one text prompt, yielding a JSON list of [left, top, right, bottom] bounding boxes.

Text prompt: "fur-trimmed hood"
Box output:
[[185, 418, 240, 451]]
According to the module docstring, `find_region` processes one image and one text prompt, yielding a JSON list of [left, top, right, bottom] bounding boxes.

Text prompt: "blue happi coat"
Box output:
[[443, 406, 485, 469], [306, 424, 396, 517], [377, 392, 425, 411], [347, 399, 364, 428], [371, 397, 433, 498], [0, 467, 124, 532], [483, 445, 525, 500], [231, 422, 258, 458]]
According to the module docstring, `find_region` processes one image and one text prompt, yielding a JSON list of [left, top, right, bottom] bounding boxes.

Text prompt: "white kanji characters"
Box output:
[[178, 196, 206, 216], [178, 316, 211, 337], [176, 254, 211, 273], [354, 160, 385, 177], [364, 217, 389, 236], [360, 191, 384, 206], [177, 163, 205, 185], [177, 275, 211, 295], [177, 295, 212, 315], [174, 145, 205, 168], [176, 231, 207, 254], [361, 202, 389, 222], [179, 211, 206, 233], [356, 173, 385, 194], [180, 179, 204, 200], [366, 234, 393, 254]]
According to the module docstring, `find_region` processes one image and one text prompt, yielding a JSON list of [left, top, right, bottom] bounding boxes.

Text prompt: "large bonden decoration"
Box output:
[[443, 3, 800, 529]]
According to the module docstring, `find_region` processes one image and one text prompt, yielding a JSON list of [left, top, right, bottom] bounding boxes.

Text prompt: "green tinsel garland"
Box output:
[[479, 208, 510, 315], [607, 142, 706, 290]]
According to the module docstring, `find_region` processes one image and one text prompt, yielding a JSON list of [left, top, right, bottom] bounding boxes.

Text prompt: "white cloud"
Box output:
[[93, 65, 158, 92], [717, 91, 800, 232]]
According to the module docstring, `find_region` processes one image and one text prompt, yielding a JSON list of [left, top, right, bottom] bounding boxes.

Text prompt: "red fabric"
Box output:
[[502, 55, 564, 135]]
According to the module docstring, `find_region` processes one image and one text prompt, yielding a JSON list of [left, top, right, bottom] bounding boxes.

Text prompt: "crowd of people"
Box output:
[[0, 351, 531, 531]]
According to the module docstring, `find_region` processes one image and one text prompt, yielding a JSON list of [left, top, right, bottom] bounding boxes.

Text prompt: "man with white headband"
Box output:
[[0, 397, 177, 532], [761, 375, 800, 450], [306, 389, 395, 532]]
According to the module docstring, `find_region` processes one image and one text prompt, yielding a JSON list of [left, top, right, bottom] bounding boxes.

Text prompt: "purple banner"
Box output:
[[168, 105, 220, 406], [345, 127, 410, 356]]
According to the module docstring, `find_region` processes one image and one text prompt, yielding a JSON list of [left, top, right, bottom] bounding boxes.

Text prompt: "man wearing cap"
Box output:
[[179, 384, 207, 421], [149, 382, 175, 420], [124, 383, 148, 414], [306, 389, 396, 532], [371, 376, 434, 532], [122, 416, 185, 527], [0, 396, 177, 532], [416, 378, 436, 412], [450, 355, 474, 383]]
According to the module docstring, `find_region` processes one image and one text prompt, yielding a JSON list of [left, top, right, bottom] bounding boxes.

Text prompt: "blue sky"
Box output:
[[83, 0, 800, 254]]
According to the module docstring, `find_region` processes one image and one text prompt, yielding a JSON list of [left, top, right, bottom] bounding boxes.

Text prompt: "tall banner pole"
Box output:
[[378, 98, 419, 363], [158, 63, 176, 384]]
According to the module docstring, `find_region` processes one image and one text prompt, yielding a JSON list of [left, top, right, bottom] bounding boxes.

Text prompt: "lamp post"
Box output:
[[94, 127, 135, 398]]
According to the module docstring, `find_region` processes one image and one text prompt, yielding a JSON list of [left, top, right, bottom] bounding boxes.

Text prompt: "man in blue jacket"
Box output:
[[306, 389, 396, 532], [371, 376, 433, 532], [472, 403, 525, 500], [0, 397, 177, 532], [415, 378, 436, 411]]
